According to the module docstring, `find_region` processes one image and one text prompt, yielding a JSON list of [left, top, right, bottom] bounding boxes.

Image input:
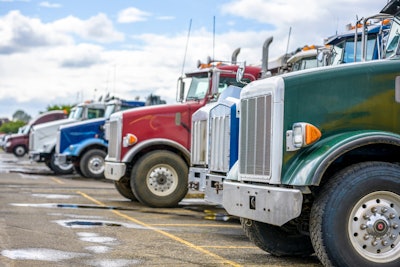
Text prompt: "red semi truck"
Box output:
[[104, 41, 273, 208]]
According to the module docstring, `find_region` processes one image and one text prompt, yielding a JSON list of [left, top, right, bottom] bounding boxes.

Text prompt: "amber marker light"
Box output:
[[123, 133, 138, 147], [287, 122, 322, 151], [305, 123, 322, 145]]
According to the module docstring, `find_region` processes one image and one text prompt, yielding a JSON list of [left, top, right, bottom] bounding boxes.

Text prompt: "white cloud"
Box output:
[[0, 10, 72, 53], [0, 0, 391, 119], [39, 1, 61, 8], [52, 13, 124, 43], [117, 7, 151, 23]]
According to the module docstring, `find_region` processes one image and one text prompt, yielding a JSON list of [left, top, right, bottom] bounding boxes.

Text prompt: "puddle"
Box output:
[[48, 213, 104, 219], [10, 203, 135, 211], [85, 245, 111, 254], [32, 193, 75, 199], [1, 248, 88, 261], [86, 259, 141, 267], [77, 232, 117, 245], [54, 219, 148, 230]]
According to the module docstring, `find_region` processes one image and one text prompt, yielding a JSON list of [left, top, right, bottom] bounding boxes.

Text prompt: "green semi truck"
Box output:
[[222, 1, 400, 266]]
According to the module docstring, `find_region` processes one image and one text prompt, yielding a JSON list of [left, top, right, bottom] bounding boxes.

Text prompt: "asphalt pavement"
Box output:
[[0, 150, 322, 266]]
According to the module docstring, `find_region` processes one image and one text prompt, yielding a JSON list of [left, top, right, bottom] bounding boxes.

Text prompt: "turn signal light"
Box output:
[[123, 133, 138, 147], [286, 122, 321, 151]]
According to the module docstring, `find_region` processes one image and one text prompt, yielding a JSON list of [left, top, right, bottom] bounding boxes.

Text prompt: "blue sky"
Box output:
[[0, 0, 389, 120]]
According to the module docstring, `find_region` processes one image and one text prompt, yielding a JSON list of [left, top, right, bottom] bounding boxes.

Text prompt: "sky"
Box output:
[[0, 0, 390, 120]]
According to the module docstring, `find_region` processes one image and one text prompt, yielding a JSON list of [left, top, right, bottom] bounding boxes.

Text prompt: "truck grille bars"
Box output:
[[239, 95, 272, 179]]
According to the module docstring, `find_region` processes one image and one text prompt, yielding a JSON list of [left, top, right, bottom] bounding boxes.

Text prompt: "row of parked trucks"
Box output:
[[2, 1, 398, 266], [102, 1, 399, 266]]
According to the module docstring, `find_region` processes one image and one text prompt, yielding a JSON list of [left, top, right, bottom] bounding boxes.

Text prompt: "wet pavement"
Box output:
[[0, 150, 322, 266]]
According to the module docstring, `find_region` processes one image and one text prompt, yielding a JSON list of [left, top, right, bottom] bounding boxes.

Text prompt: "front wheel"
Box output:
[[310, 162, 400, 267], [80, 149, 106, 179], [240, 218, 314, 257], [114, 177, 137, 201], [49, 152, 74, 175], [13, 145, 26, 157], [130, 150, 188, 208]]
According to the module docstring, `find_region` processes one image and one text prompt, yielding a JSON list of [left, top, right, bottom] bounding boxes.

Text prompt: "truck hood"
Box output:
[[58, 118, 106, 153], [118, 102, 195, 119], [32, 118, 77, 132]]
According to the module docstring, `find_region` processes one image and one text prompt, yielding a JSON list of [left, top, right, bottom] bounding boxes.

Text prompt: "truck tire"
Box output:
[[240, 218, 314, 256], [80, 149, 106, 179], [49, 152, 74, 175], [130, 150, 188, 208], [310, 162, 400, 267], [13, 145, 26, 157], [115, 177, 137, 201]]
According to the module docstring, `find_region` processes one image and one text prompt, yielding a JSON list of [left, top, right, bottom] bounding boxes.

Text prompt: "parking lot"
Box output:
[[0, 151, 322, 266]]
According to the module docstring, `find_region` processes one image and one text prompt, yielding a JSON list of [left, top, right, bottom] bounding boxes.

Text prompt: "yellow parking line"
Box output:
[[77, 191, 242, 267], [50, 177, 64, 184]]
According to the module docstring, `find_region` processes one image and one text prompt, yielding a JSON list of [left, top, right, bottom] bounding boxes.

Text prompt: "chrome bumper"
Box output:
[[104, 161, 126, 181], [223, 181, 303, 226]]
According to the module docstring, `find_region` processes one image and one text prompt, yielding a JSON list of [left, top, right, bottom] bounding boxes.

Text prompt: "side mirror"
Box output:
[[177, 78, 185, 102], [211, 71, 220, 96], [236, 61, 248, 85]]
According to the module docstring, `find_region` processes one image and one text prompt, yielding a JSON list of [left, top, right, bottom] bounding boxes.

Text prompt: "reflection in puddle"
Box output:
[[1, 248, 88, 261], [86, 259, 141, 266], [10, 203, 134, 211], [55, 219, 147, 229], [32, 193, 75, 199], [77, 232, 117, 246], [85, 245, 111, 253]]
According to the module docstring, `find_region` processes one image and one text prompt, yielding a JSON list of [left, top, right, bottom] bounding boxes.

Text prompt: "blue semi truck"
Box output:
[[55, 98, 146, 179]]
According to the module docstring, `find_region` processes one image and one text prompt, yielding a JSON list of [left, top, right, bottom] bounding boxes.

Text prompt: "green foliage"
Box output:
[[0, 120, 26, 134], [45, 104, 75, 116]]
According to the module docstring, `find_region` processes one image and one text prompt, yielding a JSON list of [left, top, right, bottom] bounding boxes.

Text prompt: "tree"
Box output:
[[12, 110, 31, 123], [0, 120, 26, 134], [44, 104, 75, 116]]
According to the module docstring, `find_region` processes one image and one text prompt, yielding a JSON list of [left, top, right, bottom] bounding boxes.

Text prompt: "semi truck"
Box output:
[[29, 100, 106, 174], [103, 40, 275, 208], [4, 110, 67, 157], [55, 98, 146, 179], [220, 1, 400, 267]]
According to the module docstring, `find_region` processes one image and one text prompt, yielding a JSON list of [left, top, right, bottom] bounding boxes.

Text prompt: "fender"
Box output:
[[282, 130, 400, 186], [62, 138, 108, 157], [122, 138, 190, 164]]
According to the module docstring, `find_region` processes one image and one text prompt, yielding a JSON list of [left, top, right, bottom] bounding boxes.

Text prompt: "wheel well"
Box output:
[[78, 145, 107, 160], [124, 144, 190, 179], [317, 142, 400, 190]]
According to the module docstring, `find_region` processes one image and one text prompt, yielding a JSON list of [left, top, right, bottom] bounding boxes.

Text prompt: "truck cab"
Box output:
[[55, 98, 146, 179], [222, 1, 400, 266], [103, 47, 264, 208], [29, 101, 106, 174]]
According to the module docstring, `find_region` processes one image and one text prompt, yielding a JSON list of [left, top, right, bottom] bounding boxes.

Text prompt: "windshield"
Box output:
[[182, 73, 251, 102], [291, 57, 318, 71], [385, 16, 400, 58], [184, 76, 209, 101], [22, 125, 31, 134], [105, 104, 116, 119], [330, 34, 379, 64], [71, 106, 84, 119]]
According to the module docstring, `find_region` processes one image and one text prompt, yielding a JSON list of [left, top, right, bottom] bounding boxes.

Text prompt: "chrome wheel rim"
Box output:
[[146, 164, 178, 196], [348, 191, 400, 263]]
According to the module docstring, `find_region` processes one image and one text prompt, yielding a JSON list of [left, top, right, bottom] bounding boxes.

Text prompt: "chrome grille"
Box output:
[[55, 130, 61, 154], [107, 119, 120, 160], [209, 105, 230, 172], [191, 120, 207, 165], [239, 95, 272, 178]]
